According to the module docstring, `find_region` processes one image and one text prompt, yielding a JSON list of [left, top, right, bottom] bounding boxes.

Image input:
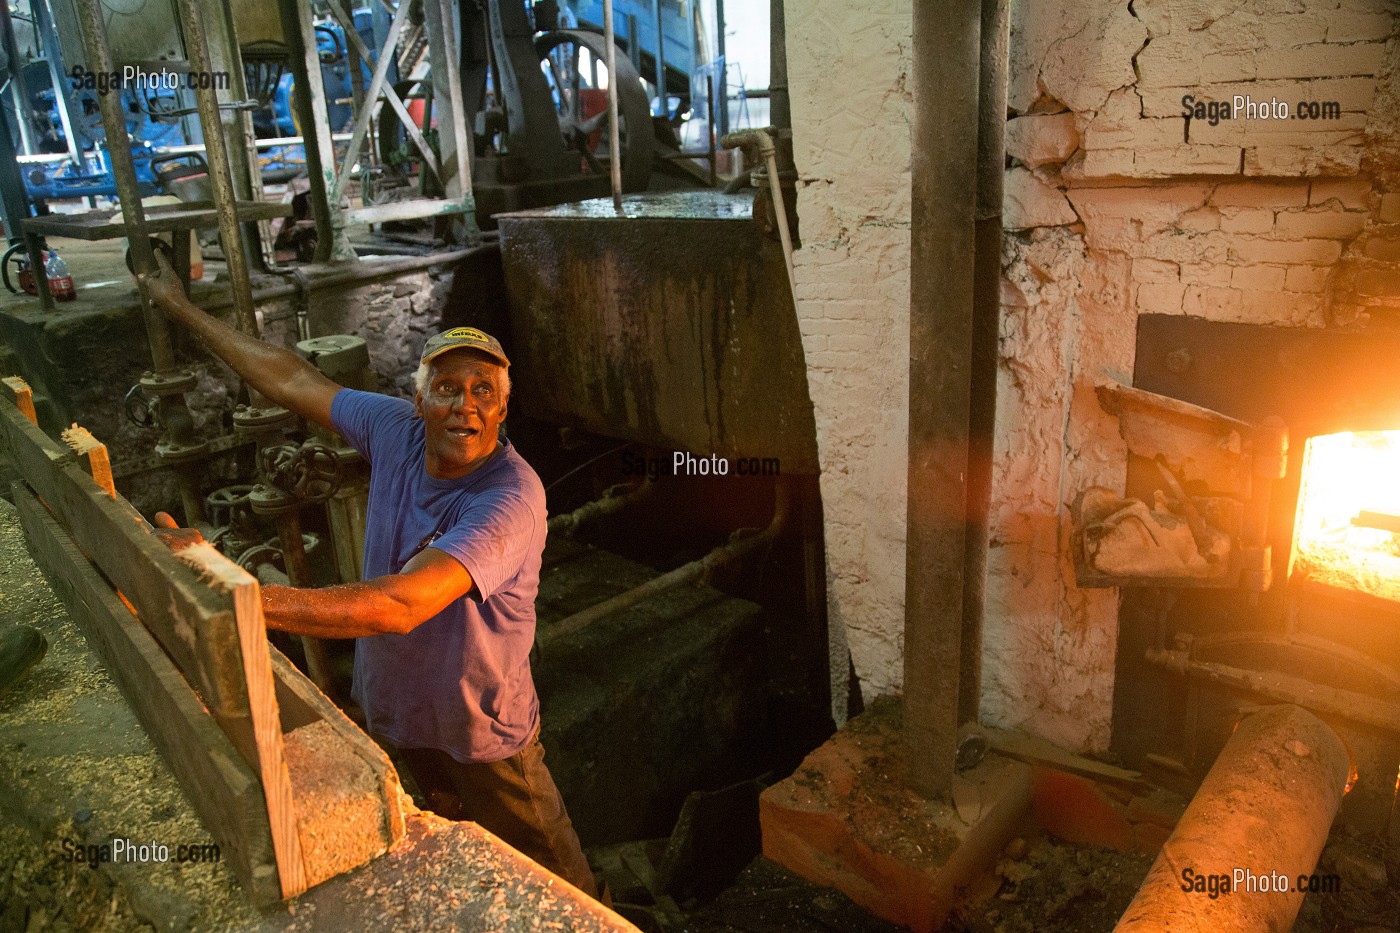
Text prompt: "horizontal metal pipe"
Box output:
[[541, 479, 793, 646], [18, 135, 355, 164], [1114, 705, 1350, 932], [547, 481, 654, 536], [1145, 647, 1400, 734], [199, 245, 497, 315]]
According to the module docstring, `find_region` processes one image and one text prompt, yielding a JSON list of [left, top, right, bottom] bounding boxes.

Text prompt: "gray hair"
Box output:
[[413, 361, 511, 396]]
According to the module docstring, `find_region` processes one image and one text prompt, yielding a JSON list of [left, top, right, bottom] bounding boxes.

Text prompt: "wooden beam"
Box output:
[[176, 544, 307, 899], [1, 376, 36, 424], [60, 424, 115, 498], [0, 396, 249, 719], [11, 484, 282, 904]]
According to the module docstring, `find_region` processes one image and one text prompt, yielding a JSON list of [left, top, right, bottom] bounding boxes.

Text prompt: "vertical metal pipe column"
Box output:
[[278, 0, 337, 262], [173, 0, 259, 337], [204, 0, 271, 272], [603, 0, 624, 212], [903, 0, 981, 799], [74, 0, 206, 523], [960, 0, 1009, 726]]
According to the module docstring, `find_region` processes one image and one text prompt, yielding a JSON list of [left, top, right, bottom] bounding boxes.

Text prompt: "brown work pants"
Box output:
[[395, 735, 598, 899]]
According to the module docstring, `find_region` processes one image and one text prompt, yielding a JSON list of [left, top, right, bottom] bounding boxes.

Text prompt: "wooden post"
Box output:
[[61, 425, 115, 498], [176, 543, 307, 898], [2, 395, 404, 901], [1, 376, 36, 424]]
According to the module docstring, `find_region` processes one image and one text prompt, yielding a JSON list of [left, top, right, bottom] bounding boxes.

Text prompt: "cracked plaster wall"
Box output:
[[786, 0, 1400, 748], [992, 0, 1399, 752], [785, 0, 913, 721]]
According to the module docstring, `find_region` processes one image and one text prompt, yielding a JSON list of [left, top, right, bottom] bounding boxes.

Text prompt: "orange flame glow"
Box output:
[[1292, 431, 1400, 602]]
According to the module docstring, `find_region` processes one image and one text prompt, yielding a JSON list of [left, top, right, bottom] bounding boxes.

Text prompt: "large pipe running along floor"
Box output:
[[1114, 704, 1352, 932]]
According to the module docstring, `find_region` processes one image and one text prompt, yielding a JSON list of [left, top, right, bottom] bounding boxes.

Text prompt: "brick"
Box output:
[[1134, 145, 1243, 177], [1274, 208, 1366, 239], [1240, 289, 1324, 325], [1191, 113, 1367, 148], [1362, 234, 1400, 262], [1004, 168, 1078, 230], [1284, 265, 1330, 293], [1178, 208, 1220, 232], [1231, 237, 1343, 264], [1310, 178, 1372, 210], [1200, 51, 1256, 83], [1356, 268, 1400, 296], [1132, 258, 1180, 283], [1380, 193, 1400, 223], [1256, 42, 1386, 81], [1139, 229, 1232, 264], [1211, 181, 1310, 208], [1181, 262, 1233, 287], [1260, 14, 1328, 47], [1183, 285, 1243, 317], [1327, 11, 1395, 42], [1136, 282, 1185, 313], [1088, 117, 1186, 151], [1005, 113, 1080, 169], [1135, 34, 1200, 88], [1231, 264, 1287, 291], [1219, 207, 1275, 234], [1245, 144, 1363, 177], [1065, 148, 1133, 180], [1032, 769, 1134, 852]]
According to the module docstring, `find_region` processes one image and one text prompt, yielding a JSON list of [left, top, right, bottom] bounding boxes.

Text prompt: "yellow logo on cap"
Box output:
[[444, 327, 488, 342]]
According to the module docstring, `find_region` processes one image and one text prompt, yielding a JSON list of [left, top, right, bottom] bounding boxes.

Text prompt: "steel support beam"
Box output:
[[903, 0, 981, 799]]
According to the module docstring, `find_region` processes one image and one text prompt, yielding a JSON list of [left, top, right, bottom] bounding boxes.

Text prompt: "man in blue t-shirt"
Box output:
[[144, 267, 596, 898]]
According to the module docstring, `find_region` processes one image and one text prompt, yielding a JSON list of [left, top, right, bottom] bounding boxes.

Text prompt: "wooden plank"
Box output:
[[11, 484, 281, 904], [176, 544, 307, 899], [271, 648, 407, 850], [0, 396, 249, 719], [979, 724, 1153, 794], [1, 376, 36, 424], [60, 424, 115, 498]]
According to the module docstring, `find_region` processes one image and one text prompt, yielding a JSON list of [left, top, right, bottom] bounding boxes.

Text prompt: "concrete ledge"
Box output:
[[759, 697, 1033, 933]]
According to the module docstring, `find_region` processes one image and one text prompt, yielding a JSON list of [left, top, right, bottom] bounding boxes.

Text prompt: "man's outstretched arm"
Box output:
[[261, 547, 476, 638], [141, 255, 340, 430]]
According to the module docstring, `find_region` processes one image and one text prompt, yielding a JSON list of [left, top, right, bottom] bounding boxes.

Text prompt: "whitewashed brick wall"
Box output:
[[785, 0, 913, 721]]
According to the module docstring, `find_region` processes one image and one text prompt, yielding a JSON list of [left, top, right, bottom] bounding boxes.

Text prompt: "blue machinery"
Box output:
[[0, 0, 718, 255]]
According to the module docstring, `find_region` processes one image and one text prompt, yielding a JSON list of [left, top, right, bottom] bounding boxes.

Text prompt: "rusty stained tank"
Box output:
[[497, 191, 820, 475]]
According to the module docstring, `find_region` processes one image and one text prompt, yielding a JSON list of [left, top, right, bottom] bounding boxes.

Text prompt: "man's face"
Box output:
[[415, 350, 509, 478]]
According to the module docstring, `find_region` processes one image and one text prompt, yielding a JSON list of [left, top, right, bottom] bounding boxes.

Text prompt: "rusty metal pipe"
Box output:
[[173, 0, 259, 339], [540, 479, 793, 647], [603, 0, 623, 212], [274, 511, 336, 700], [720, 129, 796, 297], [547, 481, 654, 537], [1114, 705, 1350, 932], [1145, 646, 1400, 734]]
